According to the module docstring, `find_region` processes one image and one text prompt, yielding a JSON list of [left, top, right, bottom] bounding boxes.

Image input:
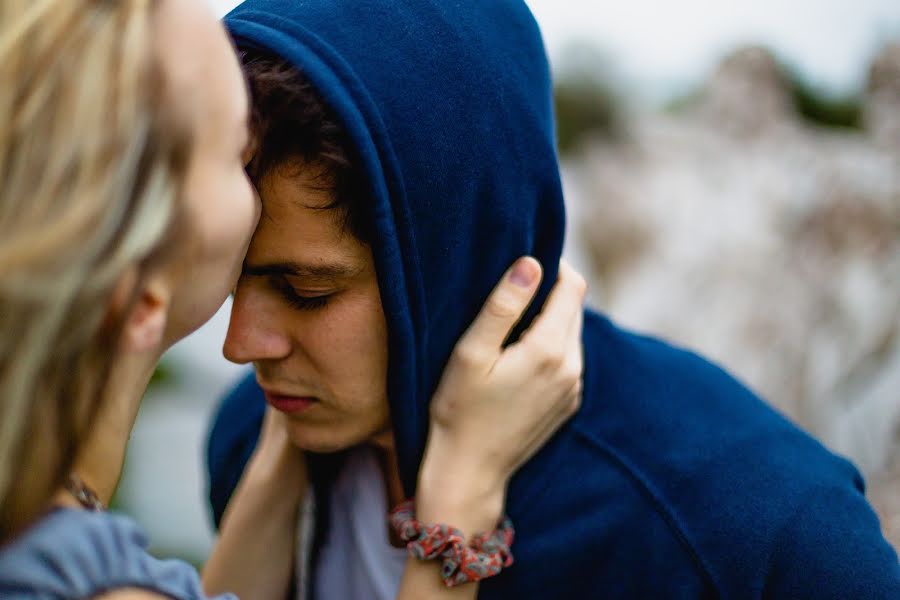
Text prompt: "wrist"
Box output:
[[416, 427, 508, 537]]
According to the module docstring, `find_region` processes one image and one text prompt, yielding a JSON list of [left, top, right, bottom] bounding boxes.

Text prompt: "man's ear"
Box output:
[[109, 269, 172, 354]]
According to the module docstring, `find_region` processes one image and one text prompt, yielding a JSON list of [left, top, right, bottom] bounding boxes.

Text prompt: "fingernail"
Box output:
[[509, 259, 536, 288]]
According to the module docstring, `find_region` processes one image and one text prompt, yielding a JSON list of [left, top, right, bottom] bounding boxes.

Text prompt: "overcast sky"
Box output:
[[210, 0, 900, 103]]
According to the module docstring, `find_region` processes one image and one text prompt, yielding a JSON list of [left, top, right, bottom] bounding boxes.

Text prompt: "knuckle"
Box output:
[[531, 343, 564, 373], [565, 347, 584, 373], [560, 359, 581, 385], [452, 340, 485, 369], [484, 294, 521, 321]]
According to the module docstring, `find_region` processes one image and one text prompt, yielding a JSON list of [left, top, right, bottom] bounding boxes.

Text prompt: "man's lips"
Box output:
[[262, 389, 317, 414]]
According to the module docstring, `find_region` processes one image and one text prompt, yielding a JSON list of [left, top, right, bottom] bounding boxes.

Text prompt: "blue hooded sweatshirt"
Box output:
[[206, 1, 900, 597]]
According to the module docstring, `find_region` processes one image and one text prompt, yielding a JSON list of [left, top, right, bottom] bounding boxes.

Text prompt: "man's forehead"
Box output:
[[246, 169, 372, 280], [257, 166, 337, 211], [252, 169, 342, 233]]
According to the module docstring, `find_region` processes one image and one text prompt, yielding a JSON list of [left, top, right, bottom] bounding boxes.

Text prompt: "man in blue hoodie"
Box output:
[[207, 1, 900, 598]]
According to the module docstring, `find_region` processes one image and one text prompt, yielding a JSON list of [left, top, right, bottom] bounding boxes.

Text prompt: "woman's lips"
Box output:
[[263, 390, 317, 414]]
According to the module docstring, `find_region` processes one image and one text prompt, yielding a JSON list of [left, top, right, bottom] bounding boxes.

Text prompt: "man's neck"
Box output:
[[367, 434, 407, 548], [368, 433, 407, 512]]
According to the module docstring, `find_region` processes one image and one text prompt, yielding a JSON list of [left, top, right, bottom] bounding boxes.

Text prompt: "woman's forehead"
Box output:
[[153, 0, 247, 142]]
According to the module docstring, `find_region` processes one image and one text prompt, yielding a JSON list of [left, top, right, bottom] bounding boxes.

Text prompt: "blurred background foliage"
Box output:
[[149, 360, 178, 389], [552, 45, 623, 154], [789, 78, 863, 129]]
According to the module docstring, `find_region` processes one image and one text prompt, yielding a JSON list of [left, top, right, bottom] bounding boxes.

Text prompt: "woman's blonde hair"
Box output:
[[0, 0, 188, 541]]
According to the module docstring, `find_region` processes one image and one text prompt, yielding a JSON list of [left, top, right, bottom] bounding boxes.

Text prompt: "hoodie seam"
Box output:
[[572, 422, 722, 595]]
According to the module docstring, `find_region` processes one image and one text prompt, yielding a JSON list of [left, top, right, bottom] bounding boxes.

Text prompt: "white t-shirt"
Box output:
[[311, 446, 408, 600]]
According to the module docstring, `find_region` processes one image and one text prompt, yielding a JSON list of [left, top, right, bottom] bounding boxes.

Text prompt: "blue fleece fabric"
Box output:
[[206, 1, 900, 597]]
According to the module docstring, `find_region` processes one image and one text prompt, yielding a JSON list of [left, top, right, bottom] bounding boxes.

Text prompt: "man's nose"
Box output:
[[222, 281, 292, 364]]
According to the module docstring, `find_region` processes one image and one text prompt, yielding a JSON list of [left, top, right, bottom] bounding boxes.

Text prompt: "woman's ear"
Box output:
[[108, 269, 172, 354]]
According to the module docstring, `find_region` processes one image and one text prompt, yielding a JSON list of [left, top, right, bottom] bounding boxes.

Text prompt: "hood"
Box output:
[[225, 0, 565, 493]]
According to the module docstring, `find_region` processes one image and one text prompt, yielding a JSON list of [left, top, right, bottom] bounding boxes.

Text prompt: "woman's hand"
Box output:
[[202, 407, 307, 600], [251, 406, 308, 484], [416, 257, 585, 537], [398, 257, 584, 599]]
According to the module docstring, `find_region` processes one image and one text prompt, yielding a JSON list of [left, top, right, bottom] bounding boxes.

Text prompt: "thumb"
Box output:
[[457, 257, 542, 364]]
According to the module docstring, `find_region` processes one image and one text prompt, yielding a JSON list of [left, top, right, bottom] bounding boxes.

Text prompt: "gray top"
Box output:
[[0, 508, 235, 600]]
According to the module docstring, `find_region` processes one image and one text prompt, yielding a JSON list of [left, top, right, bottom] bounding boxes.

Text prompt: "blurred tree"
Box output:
[[665, 45, 864, 131], [789, 77, 863, 129], [552, 43, 623, 155], [554, 79, 621, 154], [148, 359, 176, 389]]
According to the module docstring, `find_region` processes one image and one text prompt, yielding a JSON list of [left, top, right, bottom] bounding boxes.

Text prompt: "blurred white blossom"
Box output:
[[565, 44, 900, 547]]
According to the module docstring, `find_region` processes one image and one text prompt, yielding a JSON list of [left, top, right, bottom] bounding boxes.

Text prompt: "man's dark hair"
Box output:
[[240, 48, 370, 243]]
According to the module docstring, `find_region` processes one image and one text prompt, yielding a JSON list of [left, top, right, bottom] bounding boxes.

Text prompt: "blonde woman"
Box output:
[[0, 1, 584, 599]]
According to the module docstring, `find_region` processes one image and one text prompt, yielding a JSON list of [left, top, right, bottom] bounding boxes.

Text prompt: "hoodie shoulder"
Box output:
[[569, 309, 899, 595], [206, 371, 265, 528]]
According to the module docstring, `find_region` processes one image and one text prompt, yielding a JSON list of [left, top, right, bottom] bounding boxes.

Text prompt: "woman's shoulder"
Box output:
[[0, 508, 231, 600]]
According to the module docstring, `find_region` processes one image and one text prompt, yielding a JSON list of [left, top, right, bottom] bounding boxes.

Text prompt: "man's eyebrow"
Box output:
[[242, 261, 362, 280]]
